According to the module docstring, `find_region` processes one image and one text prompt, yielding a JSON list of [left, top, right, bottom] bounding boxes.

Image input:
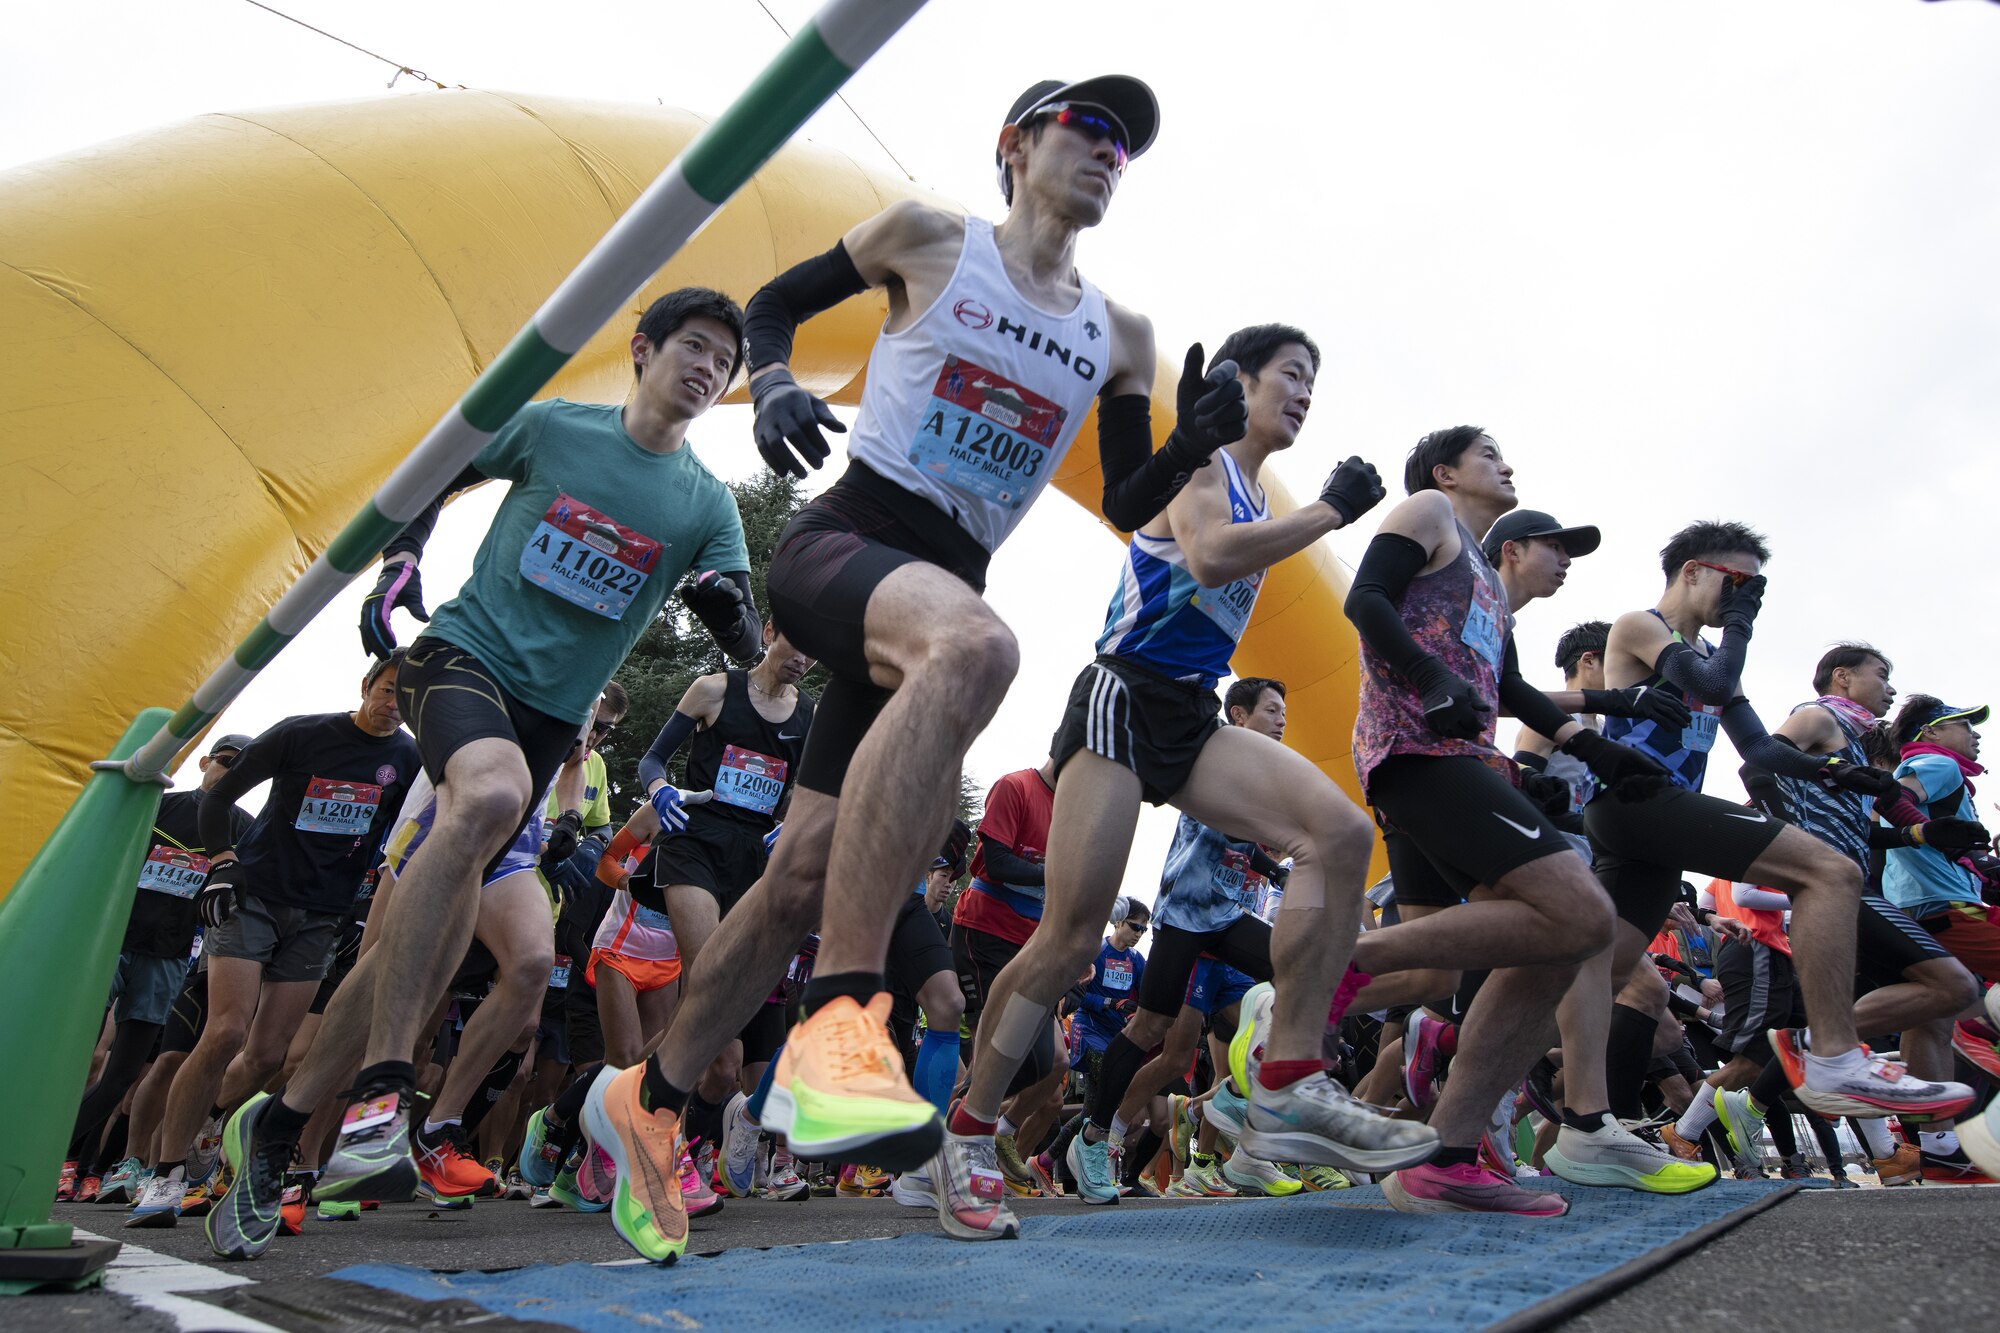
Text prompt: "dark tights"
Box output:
[[68, 1020, 160, 1163]]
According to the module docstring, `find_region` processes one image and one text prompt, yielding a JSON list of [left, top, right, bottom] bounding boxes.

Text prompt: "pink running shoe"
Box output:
[[1383, 1160, 1568, 1217], [1403, 1010, 1449, 1112], [577, 1144, 617, 1206], [677, 1138, 724, 1218]]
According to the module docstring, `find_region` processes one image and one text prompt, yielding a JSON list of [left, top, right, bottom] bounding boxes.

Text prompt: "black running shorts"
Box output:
[[1583, 785, 1786, 935], [633, 818, 768, 917], [1049, 655, 1222, 806], [1712, 938, 1800, 1055], [1369, 754, 1578, 897], [397, 637, 581, 874], [158, 966, 209, 1057], [1853, 893, 1954, 995], [766, 464, 991, 798], [1136, 917, 1271, 1019]]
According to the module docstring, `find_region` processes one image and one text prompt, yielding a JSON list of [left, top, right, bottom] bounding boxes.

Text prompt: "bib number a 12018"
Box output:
[[295, 777, 383, 836], [138, 845, 210, 898], [520, 493, 662, 620], [907, 356, 1067, 509], [714, 744, 787, 815]]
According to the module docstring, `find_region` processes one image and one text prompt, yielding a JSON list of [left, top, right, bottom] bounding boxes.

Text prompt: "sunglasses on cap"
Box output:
[[1691, 559, 1753, 588], [1029, 103, 1130, 172]]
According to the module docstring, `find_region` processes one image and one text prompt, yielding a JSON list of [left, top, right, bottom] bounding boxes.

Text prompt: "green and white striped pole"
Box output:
[[0, 0, 927, 1284]]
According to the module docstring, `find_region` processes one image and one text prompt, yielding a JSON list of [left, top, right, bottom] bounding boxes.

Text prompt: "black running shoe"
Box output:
[[205, 1094, 289, 1261]]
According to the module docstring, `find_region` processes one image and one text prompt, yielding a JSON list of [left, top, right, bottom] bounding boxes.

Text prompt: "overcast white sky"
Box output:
[[7, 1, 1999, 912]]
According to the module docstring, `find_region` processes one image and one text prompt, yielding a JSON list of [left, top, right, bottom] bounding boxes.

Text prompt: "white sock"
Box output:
[[1921, 1129, 1960, 1155], [423, 1116, 461, 1136], [996, 1115, 1017, 1138], [1855, 1118, 1894, 1157], [1109, 1114, 1129, 1143], [1801, 1047, 1867, 1079], [1676, 1083, 1720, 1139]]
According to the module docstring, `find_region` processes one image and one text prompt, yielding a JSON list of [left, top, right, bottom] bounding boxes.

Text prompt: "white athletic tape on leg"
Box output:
[[989, 992, 1052, 1061]]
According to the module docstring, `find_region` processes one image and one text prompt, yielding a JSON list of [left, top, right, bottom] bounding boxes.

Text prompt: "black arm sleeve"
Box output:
[[742, 241, 869, 373], [1498, 635, 1577, 739], [380, 464, 490, 563], [1342, 532, 1434, 680], [1723, 702, 1828, 781], [1651, 630, 1751, 707], [978, 834, 1046, 887], [1096, 393, 1206, 531], [198, 729, 284, 855], [637, 712, 699, 791]]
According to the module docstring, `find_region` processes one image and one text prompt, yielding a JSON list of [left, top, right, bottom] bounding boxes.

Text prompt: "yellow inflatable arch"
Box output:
[[0, 90, 1364, 894]]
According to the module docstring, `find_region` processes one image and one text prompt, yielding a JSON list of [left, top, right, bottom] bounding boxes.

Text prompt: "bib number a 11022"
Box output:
[[520, 493, 663, 620]]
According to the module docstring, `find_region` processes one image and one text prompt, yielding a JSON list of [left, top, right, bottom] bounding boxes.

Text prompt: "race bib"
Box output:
[[1215, 848, 1255, 907], [295, 777, 383, 835], [1191, 570, 1265, 645], [1460, 565, 1507, 670], [1683, 704, 1721, 755], [138, 845, 209, 898], [548, 953, 572, 990], [635, 903, 673, 933], [519, 493, 662, 620], [714, 745, 787, 815], [1103, 957, 1134, 992], [907, 356, 1066, 510]]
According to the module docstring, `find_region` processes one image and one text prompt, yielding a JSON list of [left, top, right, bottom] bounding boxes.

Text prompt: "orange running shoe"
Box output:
[[414, 1123, 494, 1201], [1659, 1123, 1704, 1161], [762, 995, 942, 1173], [582, 1064, 688, 1265], [1874, 1141, 1922, 1187], [1952, 1019, 2000, 1080]]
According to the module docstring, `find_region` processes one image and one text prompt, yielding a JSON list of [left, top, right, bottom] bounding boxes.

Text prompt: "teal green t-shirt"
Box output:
[[424, 399, 748, 724]]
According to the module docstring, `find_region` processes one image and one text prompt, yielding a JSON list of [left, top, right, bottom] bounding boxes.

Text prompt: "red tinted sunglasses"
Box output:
[[1033, 103, 1130, 172]]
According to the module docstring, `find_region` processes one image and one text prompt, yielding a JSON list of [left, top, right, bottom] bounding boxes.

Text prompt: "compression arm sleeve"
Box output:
[[742, 241, 869, 372], [1733, 885, 1792, 912], [381, 464, 489, 563], [1514, 750, 1550, 772], [1097, 393, 1207, 531], [1651, 631, 1751, 707], [1724, 703, 1830, 781], [1343, 532, 1434, 680], [978, 835, 1046, 888], [1498, 636, 1577, 739], [637, 712, 699, 791]]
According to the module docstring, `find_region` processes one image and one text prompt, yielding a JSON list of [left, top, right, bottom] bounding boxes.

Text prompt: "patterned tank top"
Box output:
[[1353, 521, 1515, 797], [1601, 611, 1724, 794], [1773, 698, 1874, 871]]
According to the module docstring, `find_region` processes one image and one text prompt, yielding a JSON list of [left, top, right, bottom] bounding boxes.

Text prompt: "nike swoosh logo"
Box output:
[[778, 732, 801, 741], [1723, 810, 1769, 823], [1493, 813, 1543, 839]]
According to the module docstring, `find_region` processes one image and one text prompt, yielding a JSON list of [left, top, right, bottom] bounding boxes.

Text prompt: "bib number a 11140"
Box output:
[[520, 493, 663, 620], [908, 356, 1067, 510]]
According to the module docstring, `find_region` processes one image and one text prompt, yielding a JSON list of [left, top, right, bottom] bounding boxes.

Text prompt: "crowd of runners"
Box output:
[[53, 73, 2000, 1266]]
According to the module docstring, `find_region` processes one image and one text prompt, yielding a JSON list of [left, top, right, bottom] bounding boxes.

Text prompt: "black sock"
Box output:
[[462, 1047, 525, 1135], [802, 971, 883, 1016], [83, 1115, 128, 1173], [686, 1089, 726, 1155], [1121, 1128, 1162, 1187], [1748, 1056, 1792, 1112], [258, 1093, 314, 1147], [1433, 1145, 1479, 1167], [354, 1060, 419, 1097], [544, 1064, 603, 1159], [1604, 1004, 1656, 1121], [1806, 1111, 1843, 1172], [1561, 1107, 1611, 1133], [641, 1059, 691, 1119], [1090, 1035, 1148, 1133], [1766, 1103, 1800, 1157]]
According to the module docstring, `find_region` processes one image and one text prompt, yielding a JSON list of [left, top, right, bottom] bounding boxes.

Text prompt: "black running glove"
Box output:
[[749, 367, 845, 479], [541, 809, 584, 874], [1717, 574, 1767, 639], [1561, 730, 1671, 801], [1898, 816, 1991, 855], [1319, 456, 1388, 527], [196, 860, 244, 929], [359, 559, 429, 658], [1813, 757, 1903, 799], [1519, 768, 1575, 818], [1583, 685, 1691, 731], [1155, 344, 1247, 476], [1409, 656, 1490, 741]]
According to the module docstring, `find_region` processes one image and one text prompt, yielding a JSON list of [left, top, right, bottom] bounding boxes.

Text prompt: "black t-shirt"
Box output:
[[201, 712, 420, 915], [124, 789, 253, 959]]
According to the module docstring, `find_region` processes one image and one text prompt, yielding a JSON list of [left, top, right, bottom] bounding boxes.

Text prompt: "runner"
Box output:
[[935, 323, 1432, 1241], [588, 77, 1248, 1265], [1337, 427, 1671, 1217], [66, 734, 251, 1204], [198, 287, 759, 1260], [129, 659, 418, 1232], [1549, 523, 1969, 1189]]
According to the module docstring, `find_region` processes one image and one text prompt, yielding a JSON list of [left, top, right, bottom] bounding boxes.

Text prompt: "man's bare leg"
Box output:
[[429, 872, 554, 1122], [1745, 828, 1864, 1056], [151, 956, 263, 1169]]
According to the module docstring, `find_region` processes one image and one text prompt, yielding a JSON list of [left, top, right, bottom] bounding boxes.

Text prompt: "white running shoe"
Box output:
[[930, 1133, 1018, 1240], [719, 1092, 761, 1198], [126, 1168, 185, 1229], [1241, 1071, 1439, 1173], [1220, 1149, 1301, 1197]]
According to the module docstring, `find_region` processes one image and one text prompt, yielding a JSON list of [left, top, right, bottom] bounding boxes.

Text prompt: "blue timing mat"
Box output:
[[333, 1180, 1792, 1332]]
